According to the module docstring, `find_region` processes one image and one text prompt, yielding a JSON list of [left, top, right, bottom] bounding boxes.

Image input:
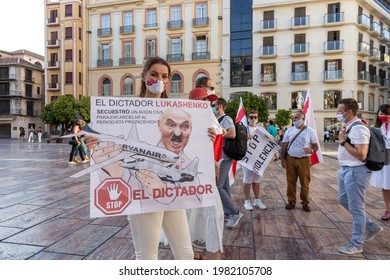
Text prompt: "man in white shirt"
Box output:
[[336, 98, 383, 255], [281, 110, 319, 212]]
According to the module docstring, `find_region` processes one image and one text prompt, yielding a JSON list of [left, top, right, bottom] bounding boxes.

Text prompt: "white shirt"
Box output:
[[337, 120, 370, 166], [282, 126, 318, 158]]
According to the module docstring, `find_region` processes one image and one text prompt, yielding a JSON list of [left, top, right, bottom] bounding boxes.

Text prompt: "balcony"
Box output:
[[0, 73, 16, 80], [357, 14, 370, 30], [46, 39, 60, 48], [230, 74, 252, 87], [357, 71, 370, 84], [0, 90, 22, 97], [144, 22, 158, 28], [46, 17, 59, 26], [291, 16, 309, 29], [120, 25, 135, 34], [192, 17, 209, 27], [379, 78, 390, 89], [291, 43, 309, 56], [47, 83, 60, 90], [260, 73, 277, 86], [192, 52, 210, 60], [379, 53, 390, 66], [357, 42, 370, 56], [291, 72, 309, 84], [260, 45, 277, 58], [97, 59, 113, 67], [98, 28, 112, 36], [379, 28, 390, 43], [369, 48, 381, 61], [24, 77, 35, 83], [47, 61, 59, 69], [368, 21, 381, 37], [166, 54, 184, 62], [168, 20, 183, 29], [119, 57, 136, 65], [324, 70, 343, 82], [324, 12, 344, 26], [369, 74, 380, 87], [324, 40, 344, 54], [260, 19, 277, 32]]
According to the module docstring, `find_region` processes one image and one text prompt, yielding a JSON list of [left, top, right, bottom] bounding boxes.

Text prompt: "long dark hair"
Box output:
[[139, 56, 171, 98], [374, 104, 390, 128]]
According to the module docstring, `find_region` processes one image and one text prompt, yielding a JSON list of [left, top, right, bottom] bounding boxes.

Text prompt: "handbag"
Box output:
[[69, 139, 76, 145]]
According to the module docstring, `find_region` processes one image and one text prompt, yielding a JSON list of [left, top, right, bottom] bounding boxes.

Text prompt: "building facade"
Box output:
[[222, 0, 390, 138], [0, 50, 45, 138]]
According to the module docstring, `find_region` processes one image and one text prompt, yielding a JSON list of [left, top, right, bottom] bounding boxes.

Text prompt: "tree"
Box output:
[[41, 95, 90, 135], [274, 109, 292, 128], [224, 92, 268, 122]]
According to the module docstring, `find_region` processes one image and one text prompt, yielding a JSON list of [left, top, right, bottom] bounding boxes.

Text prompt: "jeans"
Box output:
[[338, 165, 376, 246], [217, 156, 237, 215]]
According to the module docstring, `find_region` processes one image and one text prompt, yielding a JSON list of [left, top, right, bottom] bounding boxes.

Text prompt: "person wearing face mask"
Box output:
[[336, 98, 383, 255], [280, 110, 319, 212], [369, 104, 390, 221], [195, 76, 216, 96]]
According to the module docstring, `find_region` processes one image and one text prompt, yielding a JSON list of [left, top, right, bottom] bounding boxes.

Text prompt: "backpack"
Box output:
[[218, 115, 248, 160], [346, 121, 386, 171]]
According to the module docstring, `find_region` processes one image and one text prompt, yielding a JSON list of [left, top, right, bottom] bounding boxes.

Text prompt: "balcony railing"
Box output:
[[0, 73, 16, 80], [119, 57, 136, 65], [379, 28, 390, 42], [260, 19, 277, 31], [0, 90, 22, 96], [369, 47, 381, 61], [120, 25, 135, 34], [144, 23, 158, 28], [168, 20, 183, 29], [98, 28, 112, 36], [47, 83, 60, 90], [260, 45, 277, 57], [97, 59, 113, 67], [192, 51, 210, 60], [291, 72, 309, 82], [379, 53, 390, 65], [167, 53, 184, 62], [369, 74, 380, 86], [369, 21, 382, 36], [324, 12, 344, 24], [291, 16, 309, 28], [324, 40, 344, 52], [47, 61, 59, 68], [357, 71, 370, 83], [357, 14, 370, 29], [357, 42, 370, 56], [46, 17, 59, 25], [192, 17, 209, 27], [380, 78, 390, 89], [47, 39, 60, 47], [24, 77, 35, 83], [291, 43, 309, 55], [260, 73, 277, 84], [324, 70, 343, 81], [230, 74, 252, 87]]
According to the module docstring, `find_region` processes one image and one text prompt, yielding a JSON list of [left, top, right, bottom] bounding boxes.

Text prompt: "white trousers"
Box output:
[[38, 132, 42, 143], [28, 132, 34, 142], [128, 210, 194, 260]]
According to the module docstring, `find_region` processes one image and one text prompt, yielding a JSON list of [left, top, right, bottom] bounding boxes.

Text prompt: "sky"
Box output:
[[0, 0, 45, 56]]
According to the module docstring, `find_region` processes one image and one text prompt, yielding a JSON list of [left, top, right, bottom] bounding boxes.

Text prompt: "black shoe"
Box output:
[[285, 202, 295, 210], [302, 204, 311, 212]]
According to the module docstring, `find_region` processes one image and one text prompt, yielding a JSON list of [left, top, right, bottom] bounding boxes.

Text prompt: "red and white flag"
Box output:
[[302, 89, 323, 165]]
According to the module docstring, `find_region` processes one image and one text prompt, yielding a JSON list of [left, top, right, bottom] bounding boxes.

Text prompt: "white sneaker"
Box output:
[[225, 212, 243, 228], [68, 161, 77, 165], [244, 200, 253, 211], [253, 199, 267, 210]]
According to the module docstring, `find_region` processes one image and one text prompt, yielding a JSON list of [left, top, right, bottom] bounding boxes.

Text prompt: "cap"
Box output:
[[188, 87, 218, 102]]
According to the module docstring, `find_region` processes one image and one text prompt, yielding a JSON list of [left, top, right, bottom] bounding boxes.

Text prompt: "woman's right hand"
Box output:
[[85, 135, 99, 152]]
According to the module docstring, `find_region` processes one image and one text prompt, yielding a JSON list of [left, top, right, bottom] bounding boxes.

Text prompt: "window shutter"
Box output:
[[295, 7, 305, 17], [338, 59, 342, 70], [264, 11, 274, 20], [325, 60, 328, 70]]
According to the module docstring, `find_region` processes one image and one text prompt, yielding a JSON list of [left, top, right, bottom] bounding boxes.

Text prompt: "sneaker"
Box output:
[[68, 161, 77, 165], [338, 242, 363, 255], [244, 200, 253, 211], [192, 239, 206, 250], [225, 212, 243, 228], [363, 224, 383, 241], [82, 159, 89, 164], [73, 158, 81, 164], [253, 199, 267, 210]]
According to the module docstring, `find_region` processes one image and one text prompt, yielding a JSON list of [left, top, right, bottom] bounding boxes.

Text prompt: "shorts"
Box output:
[[242, 166, 262, 184]]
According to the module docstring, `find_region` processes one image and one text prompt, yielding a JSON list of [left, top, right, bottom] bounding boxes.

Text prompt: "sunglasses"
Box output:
[[205, 86, 215, 91], [211, 103, 218, 108], [249, 116, 258, 119]]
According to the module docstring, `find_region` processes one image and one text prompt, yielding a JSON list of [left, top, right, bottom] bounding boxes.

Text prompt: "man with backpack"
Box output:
[[336, 98, 383, 255], [213, 98, 243, 228]]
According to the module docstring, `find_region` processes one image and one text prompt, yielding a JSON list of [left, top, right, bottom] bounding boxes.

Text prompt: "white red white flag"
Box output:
[[302, 89, 323, 165]]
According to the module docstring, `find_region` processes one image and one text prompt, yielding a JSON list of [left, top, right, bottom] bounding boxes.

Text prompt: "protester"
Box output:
[[195, 76, 216, 96], [324, 129, 330, 142], [28, 126, 35, 143], [37, 127, 43, 143], [336, 98, 383, 255], [281, 110, 319, 212], [267, 120, 279, 161], [369, 104, 390, 221], [19, 127, 25, 140], [242, 110, 274, 211], [68, 121, 87, 164], [213, 98, 243, 228]]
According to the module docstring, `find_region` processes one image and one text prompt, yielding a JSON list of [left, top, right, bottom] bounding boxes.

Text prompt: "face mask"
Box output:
[[293, 119, 303, 128], [206, 88, 215, 95], [145, 79, 165, 95], [248, 119, 256, 126], [336, 113, 346, 123], [212, 107, 218, 115], [379, 115, 390, 123]]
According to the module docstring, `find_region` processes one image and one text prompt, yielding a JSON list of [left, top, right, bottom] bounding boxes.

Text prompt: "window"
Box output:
[[65, 72, 73, 84], [262, 10, 275, 29], [292, 33, 307, 53], [79, 5, 82, 18], [124, 42, 133, 58], [0, 100, 10, 114], [65, 49, 72, 62], [196, 72, 207, 81], [378, 95, 384, 106], [326, 31, 342, 51], [291, 91, 307, 109], [79, 50, 82, 62], [262, 36, 275, 56], [25, 69, 33, 82], [65, 4, 72, 17], [196, 35, 207, 54], [25, 84, 32, 97], [325, 59, 342, 79], [27, 101, 34, 116], [171, 74, 182, 94], [124, 11, 133, 26], [368, 93, 375, 111], [171, 6, 181, 21], [100, 44, 110, 60], [168, 37, 182, 61], [100, 14, 111, 36], [146, 39, 156, 58], [196, 3, 207, 19], [102, 78, 111, 96], [261, 63, 276, 83], [65, 27, 72, 39], [79, 28, 82, 40], [123, 77, 134, 96], [292, 61, 308, 81], [357, 91, 364, 109], [293, 7, 307, 26], [324, 90, 342, 109], [260, 92, 277, 110], [0, 83, 9, 94], [79, 72, 82, 85], [146, 9, 157, 27]]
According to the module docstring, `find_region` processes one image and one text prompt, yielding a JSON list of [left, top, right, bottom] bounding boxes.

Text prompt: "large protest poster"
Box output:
[[239, 129, 279, 176], [73, 97, 217, 218]]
